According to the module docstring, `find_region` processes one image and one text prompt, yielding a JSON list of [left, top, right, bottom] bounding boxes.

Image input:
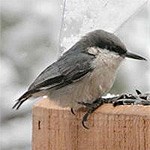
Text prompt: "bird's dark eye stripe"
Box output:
[[93, 42, 126, 56], [109, 46, 127, 56]]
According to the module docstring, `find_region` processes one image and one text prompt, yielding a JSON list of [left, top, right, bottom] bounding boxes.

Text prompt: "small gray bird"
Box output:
[[13, 30, 146, 110]]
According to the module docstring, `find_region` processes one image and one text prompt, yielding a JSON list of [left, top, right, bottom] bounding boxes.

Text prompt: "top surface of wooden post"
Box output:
[[32, 98, 150, 150]]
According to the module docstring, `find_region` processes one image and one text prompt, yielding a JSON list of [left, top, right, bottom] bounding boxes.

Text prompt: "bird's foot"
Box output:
[[78, 98, 104, 129], [113, 90, 150, 106], [77, 90, 150, 129]]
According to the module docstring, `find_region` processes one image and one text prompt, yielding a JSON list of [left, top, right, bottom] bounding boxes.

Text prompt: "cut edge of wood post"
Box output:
[[32, 98, 150, 150]]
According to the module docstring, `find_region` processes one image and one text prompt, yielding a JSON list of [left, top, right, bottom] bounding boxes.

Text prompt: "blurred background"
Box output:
[[0, 0, 150, 149]]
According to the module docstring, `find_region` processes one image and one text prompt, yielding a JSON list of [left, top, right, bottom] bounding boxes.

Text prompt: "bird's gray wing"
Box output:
[[28, 49, 95, 91], [13, 45, 95, 110], [28, 62, 63, 91]]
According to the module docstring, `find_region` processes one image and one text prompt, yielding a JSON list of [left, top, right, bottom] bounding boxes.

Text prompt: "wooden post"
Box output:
[[32, 98, 150, 150]]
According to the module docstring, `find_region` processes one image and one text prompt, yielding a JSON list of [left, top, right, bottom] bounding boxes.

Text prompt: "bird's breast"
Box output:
[[90, 49, 124, 93]]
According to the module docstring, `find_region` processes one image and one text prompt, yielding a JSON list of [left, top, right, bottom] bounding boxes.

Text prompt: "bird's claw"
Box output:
[[78, 99, 104, 129], [71, 108, 76, 115], [82, 111, 90, 129]]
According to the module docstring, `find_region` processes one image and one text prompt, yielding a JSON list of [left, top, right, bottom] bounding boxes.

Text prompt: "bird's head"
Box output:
[[80, 30, 146, 61]]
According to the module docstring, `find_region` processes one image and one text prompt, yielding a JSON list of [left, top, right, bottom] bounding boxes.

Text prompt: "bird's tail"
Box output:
[[12, 91, 33, 110]]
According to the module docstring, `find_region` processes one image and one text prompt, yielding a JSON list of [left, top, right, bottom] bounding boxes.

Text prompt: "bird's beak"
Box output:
[[125, 52, 147, 61]]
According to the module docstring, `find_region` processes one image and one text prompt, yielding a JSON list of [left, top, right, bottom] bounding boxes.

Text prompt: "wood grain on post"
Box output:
[[32, 98, 150, 150]]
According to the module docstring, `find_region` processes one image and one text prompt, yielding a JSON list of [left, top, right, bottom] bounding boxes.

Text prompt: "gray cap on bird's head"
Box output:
[[80, 30, 147, 61]]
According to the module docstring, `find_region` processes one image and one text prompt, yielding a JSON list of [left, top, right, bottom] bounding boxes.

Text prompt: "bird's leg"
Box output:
[[78, 98, 104, 129], [113, 90, 150, 106]]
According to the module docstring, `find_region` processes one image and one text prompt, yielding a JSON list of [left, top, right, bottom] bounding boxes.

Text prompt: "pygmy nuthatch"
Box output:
[[13, 30, 146, 110]]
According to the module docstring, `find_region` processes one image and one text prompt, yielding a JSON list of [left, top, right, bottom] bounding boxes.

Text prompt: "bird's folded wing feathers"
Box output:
[[28, 50, 95, 91]]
